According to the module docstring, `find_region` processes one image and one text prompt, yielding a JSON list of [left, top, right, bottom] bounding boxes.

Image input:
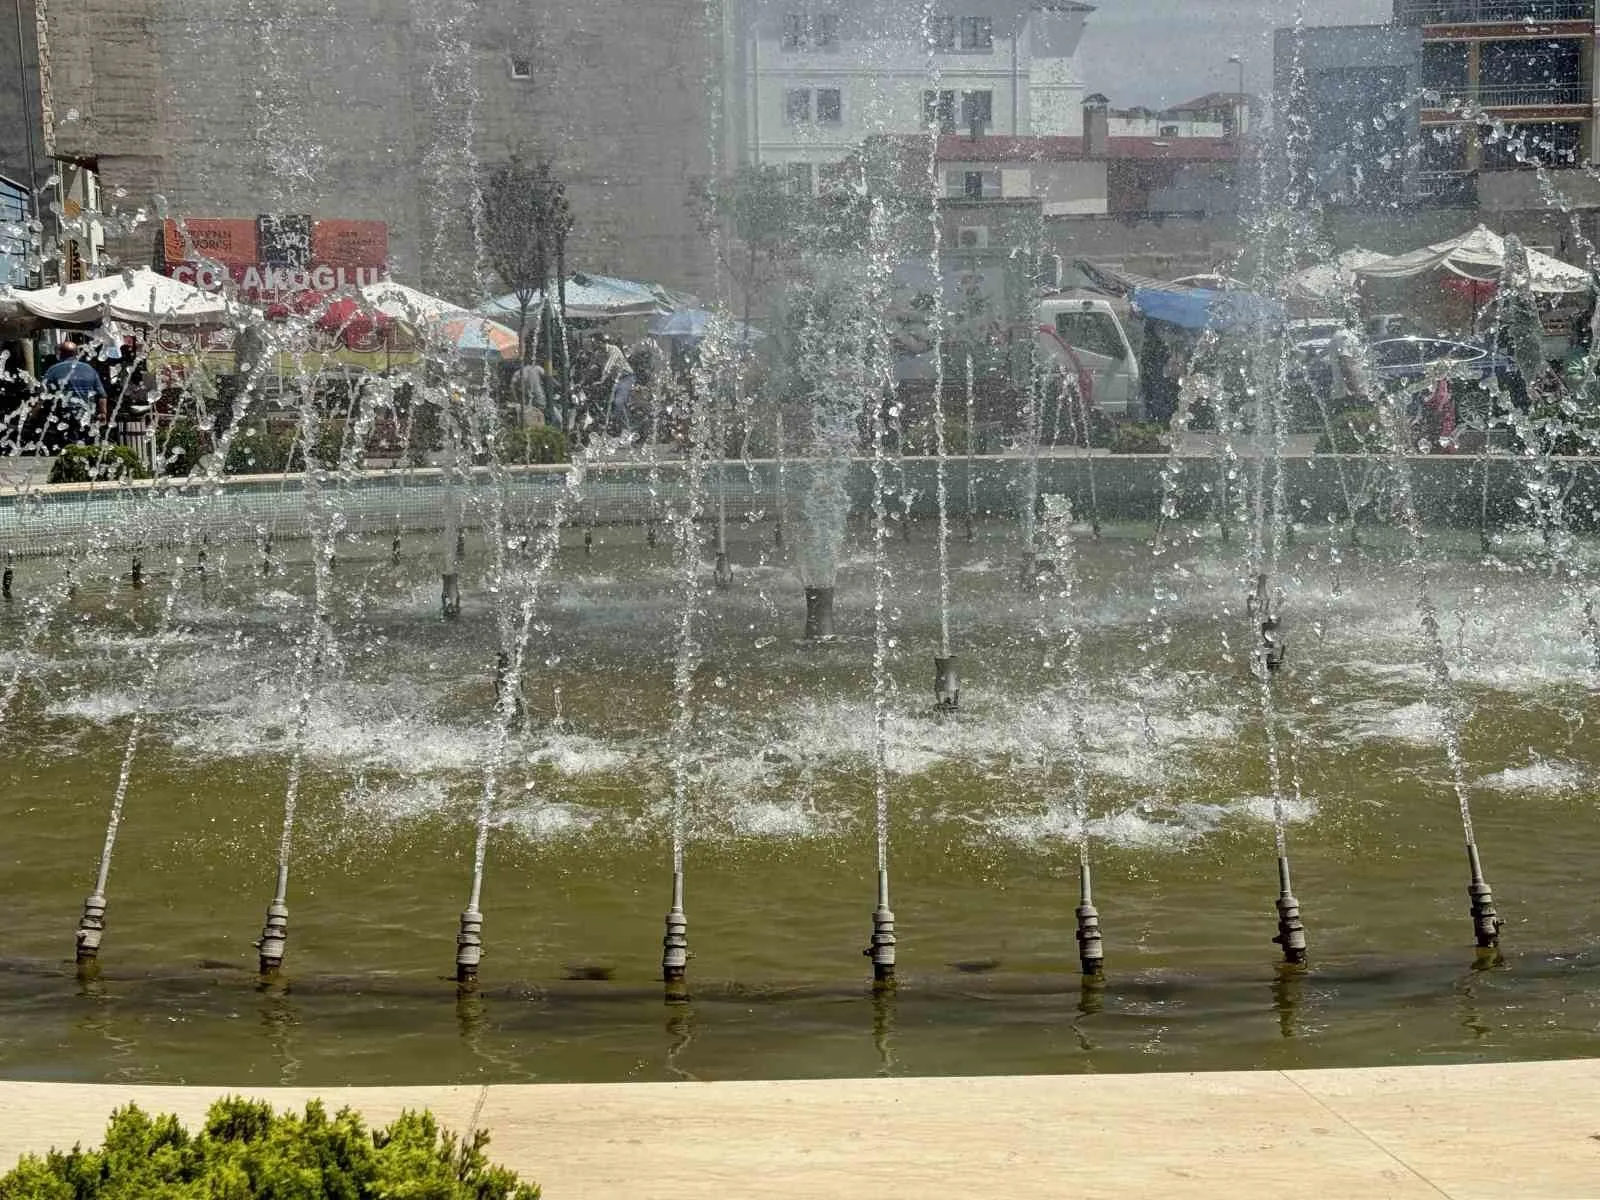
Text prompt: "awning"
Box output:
[[1131, 286, 1285, 333], [1356, 225, 1590, 294]]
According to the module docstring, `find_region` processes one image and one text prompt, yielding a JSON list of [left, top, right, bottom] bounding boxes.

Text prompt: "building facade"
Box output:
[[1395, 0, 1598, 192], [1274, 24, 1424, 206], [729, 0, 1092, 191], [36, 0, 718, 302]]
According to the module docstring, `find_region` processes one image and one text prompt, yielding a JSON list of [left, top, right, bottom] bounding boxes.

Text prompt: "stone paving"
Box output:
[[2, 1061, 1597, 1198]]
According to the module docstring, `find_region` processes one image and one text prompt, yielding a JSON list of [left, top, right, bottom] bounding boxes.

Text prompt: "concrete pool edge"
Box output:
[[1, 1061, 1596, 1197]]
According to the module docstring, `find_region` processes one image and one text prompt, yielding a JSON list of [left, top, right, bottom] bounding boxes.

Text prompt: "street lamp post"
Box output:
[[1227, 54, 1245, 139]]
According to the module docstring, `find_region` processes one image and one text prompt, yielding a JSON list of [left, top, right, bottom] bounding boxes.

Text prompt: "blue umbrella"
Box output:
[[648, 308, 765, 343], [1131, 286, 1285, 333]]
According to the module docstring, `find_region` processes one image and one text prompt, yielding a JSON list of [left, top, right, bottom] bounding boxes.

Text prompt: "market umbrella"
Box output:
[[1356, 225, 1590, 294], [1288, 248, 1391, 305], [1131, 286, 1285, 333], [436, 315, 519, 361], [16, 267, 231, 327], [648, 308, 765, 344], [361, 278, 471, 325], [479, 273, 669, 323]]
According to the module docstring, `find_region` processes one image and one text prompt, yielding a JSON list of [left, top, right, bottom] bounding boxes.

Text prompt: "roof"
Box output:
[[1170, 91, 1249, 112], [923, 133, 1241, 163]]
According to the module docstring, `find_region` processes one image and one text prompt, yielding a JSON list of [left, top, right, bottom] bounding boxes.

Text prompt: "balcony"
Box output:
[[1426, 81, 1591, 108], [1400, 0, 1592, 21]]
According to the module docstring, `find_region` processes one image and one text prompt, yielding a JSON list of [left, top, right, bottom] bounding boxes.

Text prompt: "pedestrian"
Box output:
[[598, 334, 636, 436], [510, 357, 548, 429], [42, 338, 107, 448]]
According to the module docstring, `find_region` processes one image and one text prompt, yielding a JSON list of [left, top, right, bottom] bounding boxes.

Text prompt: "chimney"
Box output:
[[1083, 93, 1109, 159]]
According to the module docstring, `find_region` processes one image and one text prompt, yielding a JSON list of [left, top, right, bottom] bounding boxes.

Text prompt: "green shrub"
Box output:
[[156, 418, 204, 477], [223, 424, 296, 475], [498, 425, 568, 465], [1314, 407, 1381, 454], [1107, 422, 1166, 454], [0, 1096, 539, 1199], [48, 444, 150, 484]]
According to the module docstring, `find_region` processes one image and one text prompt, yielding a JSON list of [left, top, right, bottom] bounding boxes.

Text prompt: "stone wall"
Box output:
[[41, 0, 719, 303]]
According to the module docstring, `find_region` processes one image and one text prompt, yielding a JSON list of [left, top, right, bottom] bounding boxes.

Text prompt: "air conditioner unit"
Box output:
[[956, 225, 989, 250]]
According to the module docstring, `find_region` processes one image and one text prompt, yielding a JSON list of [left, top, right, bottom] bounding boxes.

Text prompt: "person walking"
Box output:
[[599, 334, 636, 436]]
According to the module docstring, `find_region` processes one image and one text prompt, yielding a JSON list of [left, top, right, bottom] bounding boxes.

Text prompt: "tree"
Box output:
[[482, 154, 573, 365]]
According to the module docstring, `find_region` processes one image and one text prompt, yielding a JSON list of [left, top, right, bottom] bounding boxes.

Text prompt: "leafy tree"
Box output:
[[482, 154, 573, 364], [0, 1096, 539, 1199]]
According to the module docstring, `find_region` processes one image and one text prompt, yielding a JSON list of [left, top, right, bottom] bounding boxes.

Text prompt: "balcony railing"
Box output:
[[1401, 0, 1592, 21], [1425, 81, 1590, 107]]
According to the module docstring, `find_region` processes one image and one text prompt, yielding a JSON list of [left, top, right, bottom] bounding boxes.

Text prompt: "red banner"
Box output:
[[162, 216, 388, 299]]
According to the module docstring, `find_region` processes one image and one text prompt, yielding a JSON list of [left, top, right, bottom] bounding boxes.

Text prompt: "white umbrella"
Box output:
[[1356, 225, 1590, 294], [15, 267, 232, 326], [479, 273, 668, 323], [1289, 248, 1391, 304], [360, 278, 473, 324]]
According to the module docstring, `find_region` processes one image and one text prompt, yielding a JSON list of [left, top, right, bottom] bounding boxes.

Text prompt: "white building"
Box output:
[[728, 0, 1094, 191]]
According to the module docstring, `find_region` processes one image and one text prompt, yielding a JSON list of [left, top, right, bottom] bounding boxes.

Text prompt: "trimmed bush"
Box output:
[[1107, 422, 1166, 454], [0, 1096, 539, 1199], [156, 418, 204, 477], [48, 444, 150, 484], [499, 425, 569, 465], [1314, 407, 1381, 455]]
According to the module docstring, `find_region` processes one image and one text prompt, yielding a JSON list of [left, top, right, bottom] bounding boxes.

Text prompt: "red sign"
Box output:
[[162, 216, 389, 298]]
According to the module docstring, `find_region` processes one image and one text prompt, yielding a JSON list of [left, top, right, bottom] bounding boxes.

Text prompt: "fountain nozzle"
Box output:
[[256, 899, 288, 975], [662, 872, 688, 984], [441, 572, 461, 619], [455, 906, 483, 984], [1271, 856, 1308, 965], [803, 587, 835, 640], [1248, 574, 1286, 674], [1466, 842, 1502, 948], [130, 554, 143, 588], [934, 655, 960, 713], [75, 891, 107, 963], [713, 549, 732, 590], [1075, 861, 1104, 977], [3, 551, 14, 600], [864, 870, 896, 983]]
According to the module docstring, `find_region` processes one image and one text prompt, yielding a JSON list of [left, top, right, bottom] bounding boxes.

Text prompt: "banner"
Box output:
[[162, 216, 389, 299]]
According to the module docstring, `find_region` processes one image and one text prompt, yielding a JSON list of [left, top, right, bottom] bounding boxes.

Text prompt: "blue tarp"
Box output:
[[1131, 286, 1286, 333]]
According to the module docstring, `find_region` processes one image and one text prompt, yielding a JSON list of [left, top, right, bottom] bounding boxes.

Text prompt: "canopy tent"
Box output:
[[1288, 248, 1391, 305], [648, 308, 765, 345], [479, 273, 670, 324], [14, 267, 233, 327], [1356, 225, 1590, 294], [1131, 286, 1286, 333]]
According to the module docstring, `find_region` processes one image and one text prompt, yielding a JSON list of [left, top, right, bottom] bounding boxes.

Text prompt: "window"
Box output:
[[784, 162, 815, 195], [923, 89, 957, 133], [783, 12, 838, 51], [1055, 311, 1127, 360], [1160, 124, 1179, 137], [959, 16, 993, 51], [816, 88, 842, 124], [508, 56, 532, 80], [785, 88, 812, 123], [960, 90, 993, 130], [1482, 120, 1581, 169], [927, 15, 957, 50], [949, 170, 1000, 198]]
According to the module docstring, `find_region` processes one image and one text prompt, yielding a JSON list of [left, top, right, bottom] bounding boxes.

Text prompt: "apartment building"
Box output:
[[728, 0, 1093, 192], [1397, 0, 1598, 193]]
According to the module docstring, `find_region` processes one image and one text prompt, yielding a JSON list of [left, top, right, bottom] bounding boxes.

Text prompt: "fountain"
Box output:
[[6, 0, 1600, 1092]]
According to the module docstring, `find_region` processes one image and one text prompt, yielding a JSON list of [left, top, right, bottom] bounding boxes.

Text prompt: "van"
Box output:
[[1036, 294, 1142, 418]]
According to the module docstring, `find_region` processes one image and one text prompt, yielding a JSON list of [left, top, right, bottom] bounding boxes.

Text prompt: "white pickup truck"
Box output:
[[1035, 294, 1143, 419]]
